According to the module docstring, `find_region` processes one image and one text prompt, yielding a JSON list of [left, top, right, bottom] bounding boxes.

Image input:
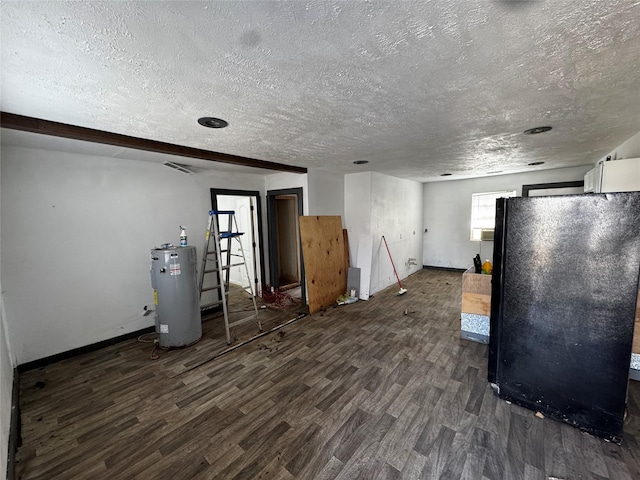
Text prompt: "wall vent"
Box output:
[[163, 161, 194, 174]]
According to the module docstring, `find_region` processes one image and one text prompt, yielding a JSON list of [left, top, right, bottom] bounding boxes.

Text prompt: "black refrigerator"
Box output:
[[488, 192, 640, 442]]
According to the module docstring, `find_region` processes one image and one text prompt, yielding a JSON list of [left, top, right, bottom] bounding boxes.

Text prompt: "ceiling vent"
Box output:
[[163, 161, 195, 175]]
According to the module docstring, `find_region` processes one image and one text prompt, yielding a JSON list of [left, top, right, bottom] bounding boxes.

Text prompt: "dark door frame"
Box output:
[[210, 188, 266, 295], [522, 180, 584, 197], [267, 187, 306, 306]]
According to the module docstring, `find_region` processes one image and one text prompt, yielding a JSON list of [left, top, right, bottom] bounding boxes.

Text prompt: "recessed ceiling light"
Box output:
[[528, 161, 545, 166], [353, 160, 369, 165], [440, 173, 452, 176], [198, 117, 228, 129], [523, 126, 552, 135]]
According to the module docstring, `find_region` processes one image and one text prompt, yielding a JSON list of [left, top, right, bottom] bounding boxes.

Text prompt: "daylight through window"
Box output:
[[470, 191, 516, 241]]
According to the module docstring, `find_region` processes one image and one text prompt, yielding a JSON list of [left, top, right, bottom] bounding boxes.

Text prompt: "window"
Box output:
[[470, 190, 516, 241]]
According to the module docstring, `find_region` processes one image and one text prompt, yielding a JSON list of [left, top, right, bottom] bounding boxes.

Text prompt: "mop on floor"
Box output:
[[381, 235, 407, 296]]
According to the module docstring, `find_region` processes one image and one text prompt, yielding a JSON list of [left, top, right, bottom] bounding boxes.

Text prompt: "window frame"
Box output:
[[470, 190, 516, 241]]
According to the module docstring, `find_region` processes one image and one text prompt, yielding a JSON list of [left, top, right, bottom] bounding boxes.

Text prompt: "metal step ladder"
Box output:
[[199, 210, 262, 344]]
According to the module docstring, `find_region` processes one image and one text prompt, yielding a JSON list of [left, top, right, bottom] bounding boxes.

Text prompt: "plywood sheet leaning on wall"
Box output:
[[299, 216, 347, 314]]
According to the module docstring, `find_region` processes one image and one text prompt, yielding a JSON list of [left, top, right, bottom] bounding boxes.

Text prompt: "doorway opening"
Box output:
[[267, 188, 306, 306], [210, 189, 265, 300], [275, 195, 300, 289]]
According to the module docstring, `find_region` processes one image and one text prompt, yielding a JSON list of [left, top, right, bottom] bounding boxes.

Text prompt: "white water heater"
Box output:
[[150, 246, 201, 348]]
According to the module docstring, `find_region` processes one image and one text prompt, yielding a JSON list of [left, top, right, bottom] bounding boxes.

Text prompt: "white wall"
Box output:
[[422, 165, 593, 269], [0, 153, 15, 480], [1, 145, 265, 365], [307, 168, 345, 219], [345, 172, 423, 295], [599, 131, 640, 162], [265, 172, 309, 215], [344, 172, 371, 265]]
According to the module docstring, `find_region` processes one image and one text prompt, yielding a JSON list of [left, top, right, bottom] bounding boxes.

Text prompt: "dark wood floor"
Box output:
[[15, 269, 640, 479]]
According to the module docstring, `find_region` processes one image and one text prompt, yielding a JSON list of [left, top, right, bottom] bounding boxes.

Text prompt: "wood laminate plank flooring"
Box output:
[[15, 270, 640, 479]]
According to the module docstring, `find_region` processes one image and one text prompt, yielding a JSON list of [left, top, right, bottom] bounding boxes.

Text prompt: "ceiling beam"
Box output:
[[0, 112, 307, 174]]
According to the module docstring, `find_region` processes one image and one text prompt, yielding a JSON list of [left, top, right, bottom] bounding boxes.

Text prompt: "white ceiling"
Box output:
[[1, 1, 639, 182]]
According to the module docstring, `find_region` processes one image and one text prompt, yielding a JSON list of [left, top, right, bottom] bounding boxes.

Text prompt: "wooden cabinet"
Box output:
[[460, 267, 492, 343], [461, 268, 492, 316]]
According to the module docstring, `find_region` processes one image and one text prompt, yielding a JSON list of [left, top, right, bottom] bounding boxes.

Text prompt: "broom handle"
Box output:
[[382, 236, 403, 289]]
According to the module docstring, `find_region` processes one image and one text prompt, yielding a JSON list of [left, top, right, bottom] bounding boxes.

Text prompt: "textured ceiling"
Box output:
[[1, 1, 639, 182]]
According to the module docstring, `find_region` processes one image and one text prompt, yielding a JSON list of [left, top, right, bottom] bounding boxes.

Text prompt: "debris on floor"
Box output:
[[258, 342, 275, 353], [535, 411, 545, 419], [336, 292, 357, 305], [257, 331, 287, 353], [262, 289, 297, 308]]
